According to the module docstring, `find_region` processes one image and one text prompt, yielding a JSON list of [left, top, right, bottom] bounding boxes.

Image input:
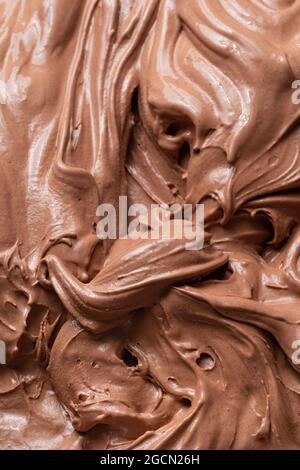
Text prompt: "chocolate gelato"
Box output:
[[1, 0, 300, 450]]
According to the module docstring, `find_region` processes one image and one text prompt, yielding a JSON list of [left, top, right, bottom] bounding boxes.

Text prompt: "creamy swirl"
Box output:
[[1, 0, 300, 449]]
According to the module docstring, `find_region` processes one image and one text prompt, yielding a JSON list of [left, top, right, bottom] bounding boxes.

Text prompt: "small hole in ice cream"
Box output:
[[201, 262, 233, 282], [166, 122, 181, 136], [196, 352, 215, 370], [178, 142, 190, 169], [179, 397, 192, 407], [121, 348, 138, 367], [131, 87, 139, 116]]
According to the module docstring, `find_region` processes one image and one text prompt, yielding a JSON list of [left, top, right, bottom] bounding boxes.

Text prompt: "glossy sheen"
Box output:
[[1, 0, 300, 450]]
